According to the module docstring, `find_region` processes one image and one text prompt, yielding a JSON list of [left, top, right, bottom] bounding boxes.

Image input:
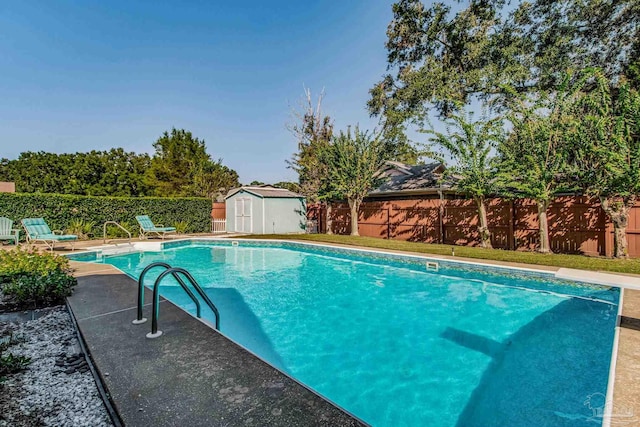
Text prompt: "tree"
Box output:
[[273, 181, 301, 193], [0, 150, 151, 196], [368, 0, 524, 123], [369, 0, 640, 124], [287, 88, 335, 233], [497, 75, 583, 253], [427, 112, 503, 248], [287, 88, 334, 201], [573, 70, 640, 258], [97, 149, 151, 197], [319, 127, 387, 236], [146, 128, 239, 198], [190, 161, 240, 200], [510, 0, 640, 91]]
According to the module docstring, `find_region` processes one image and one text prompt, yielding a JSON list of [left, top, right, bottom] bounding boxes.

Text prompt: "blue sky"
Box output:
[[0, 1, 398, 184]]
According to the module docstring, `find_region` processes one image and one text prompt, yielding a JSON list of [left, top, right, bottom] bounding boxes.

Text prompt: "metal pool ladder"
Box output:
[[133, 262, 220, 339], [103, 221, 132, 244]]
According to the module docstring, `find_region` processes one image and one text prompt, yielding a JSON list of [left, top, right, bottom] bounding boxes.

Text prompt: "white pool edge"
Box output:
[[603, 288, 624, 427]]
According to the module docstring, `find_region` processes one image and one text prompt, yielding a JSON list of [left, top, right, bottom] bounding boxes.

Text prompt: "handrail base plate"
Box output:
[[146, 330, 163, 339], [132, 318, 147, 325]]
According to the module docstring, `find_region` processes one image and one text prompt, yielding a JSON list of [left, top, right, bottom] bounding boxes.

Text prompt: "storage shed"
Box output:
[[225, 186, 306, 234]]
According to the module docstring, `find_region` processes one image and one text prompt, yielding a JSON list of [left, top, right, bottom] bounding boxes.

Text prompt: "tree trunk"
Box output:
[[325, 203, 333, 235], [601, 196, 636, 259], [474, 196, 493, 249], [536, 199, 551, 253], [348, 199, 359, 236]]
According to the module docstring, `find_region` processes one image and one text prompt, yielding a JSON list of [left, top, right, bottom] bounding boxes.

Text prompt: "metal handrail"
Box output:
[[103, 221, 132, 244], [148, 267, 220, 338], [133, 262, 201, 325]]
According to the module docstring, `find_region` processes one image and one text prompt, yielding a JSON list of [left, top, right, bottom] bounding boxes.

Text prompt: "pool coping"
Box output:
[[68, 237, 639, 425]]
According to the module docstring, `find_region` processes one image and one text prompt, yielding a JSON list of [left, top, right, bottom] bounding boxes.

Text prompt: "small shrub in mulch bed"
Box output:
[[0, 247, 77, 312], [0, 332, 30, 381]]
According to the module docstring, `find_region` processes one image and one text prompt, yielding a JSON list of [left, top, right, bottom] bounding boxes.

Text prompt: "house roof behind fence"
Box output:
[[226, 185, 304, 199], [369, 162, 451, 196]]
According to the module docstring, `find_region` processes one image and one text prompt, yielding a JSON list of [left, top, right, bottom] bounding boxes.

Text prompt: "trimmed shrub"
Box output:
[[0, 193, 212, 238], [0, 247, 76, 309], [0, 246, 72, 280], [3, 271, 76, 306]]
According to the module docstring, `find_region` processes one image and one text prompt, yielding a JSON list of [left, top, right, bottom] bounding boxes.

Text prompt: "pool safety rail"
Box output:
[[133, 262, 220, 339], [103, 221, 132, 244]]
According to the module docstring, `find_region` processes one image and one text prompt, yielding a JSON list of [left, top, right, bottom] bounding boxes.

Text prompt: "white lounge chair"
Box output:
[[22, 218, 77, 251], [136, 215, 176, 240], [0, 217, 20, 245]]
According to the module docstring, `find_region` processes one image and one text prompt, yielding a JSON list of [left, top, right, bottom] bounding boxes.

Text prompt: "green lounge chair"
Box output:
[[135, 215, 176, 240], [0, 217, 20, 245], [21, 218, 77, 251]]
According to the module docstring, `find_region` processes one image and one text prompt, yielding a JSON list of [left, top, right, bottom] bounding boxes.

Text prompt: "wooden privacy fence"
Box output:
[[307, 196, 640, 258]]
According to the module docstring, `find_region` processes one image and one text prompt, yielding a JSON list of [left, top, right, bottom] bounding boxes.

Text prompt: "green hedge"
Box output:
[[0, 193, 212, 238]]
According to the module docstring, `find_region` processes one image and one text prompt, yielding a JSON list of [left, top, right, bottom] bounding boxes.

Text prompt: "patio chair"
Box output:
[[135, 215, 176, 240], [0, 217, 20, 245], [21, 218, 77, 251]]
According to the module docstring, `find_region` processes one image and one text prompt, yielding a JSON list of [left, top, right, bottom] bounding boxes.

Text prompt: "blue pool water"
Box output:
[[77, 242, 619, 427]]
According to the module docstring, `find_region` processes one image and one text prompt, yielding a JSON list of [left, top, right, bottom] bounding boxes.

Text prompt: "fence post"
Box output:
[[603, 202, 613, 257], [509, 200, 515, 250], [438, 191, 445, 244]]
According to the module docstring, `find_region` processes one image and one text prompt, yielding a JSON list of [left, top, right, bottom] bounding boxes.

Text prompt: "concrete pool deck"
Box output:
[[67, 260, 366, 427]]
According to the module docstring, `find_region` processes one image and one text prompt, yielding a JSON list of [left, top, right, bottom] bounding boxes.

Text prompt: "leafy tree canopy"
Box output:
[[369, 0, 640, 125], [287, 88, 334, 203], [427, 112, 502, 199], [0, 149, 151, 196], [426, 111, 503, 248], [145, 128, 239, 198], [318, 126, 388, 235], [0, 128, 239, 199], [572, 69, 640, 257], [273, 181, 301, 193]]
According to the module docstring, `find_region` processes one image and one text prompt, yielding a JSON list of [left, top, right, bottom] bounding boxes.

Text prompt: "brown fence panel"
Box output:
[[308, 196, 640, 258], [512, 199, 539, 251], [330, 206, 351, 235], [547, 196, 606, 256], [626, 202, 640, 258], [359, 205, 389, 239], [387, 199, 440, 242], [211, 202, 226, 219], [443, 199, 479, 246], [486, 199, 512, 249]]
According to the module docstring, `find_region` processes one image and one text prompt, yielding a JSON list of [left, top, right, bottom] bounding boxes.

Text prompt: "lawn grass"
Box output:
[[239, 234, 640, 275]]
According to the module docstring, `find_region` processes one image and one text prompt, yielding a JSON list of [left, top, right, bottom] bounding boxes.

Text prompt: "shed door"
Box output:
[[235, 198, 252, 232]]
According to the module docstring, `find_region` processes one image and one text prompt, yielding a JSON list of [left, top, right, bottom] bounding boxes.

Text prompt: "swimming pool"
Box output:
[[74, 240, 619, 426]]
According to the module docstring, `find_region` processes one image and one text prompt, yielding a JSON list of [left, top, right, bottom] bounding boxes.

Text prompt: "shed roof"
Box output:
[[225, 185, 304, 199]]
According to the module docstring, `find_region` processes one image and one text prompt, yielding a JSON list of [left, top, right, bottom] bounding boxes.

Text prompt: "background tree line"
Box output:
[[0, 128, 240, 199], [289, 0, 640, 258]]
